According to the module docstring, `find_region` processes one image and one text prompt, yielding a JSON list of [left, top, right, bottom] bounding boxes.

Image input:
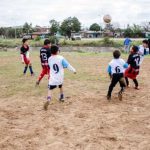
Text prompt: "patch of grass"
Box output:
[[0, 38, 143, 48]]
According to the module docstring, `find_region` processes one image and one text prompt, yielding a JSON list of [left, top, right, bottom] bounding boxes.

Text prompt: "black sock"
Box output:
[[29, 66, 34, 74], [133, 79, 138, 87], [23, 66, 28, 74]]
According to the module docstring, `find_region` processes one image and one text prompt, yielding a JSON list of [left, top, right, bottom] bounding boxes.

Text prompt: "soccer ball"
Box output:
[[103, 15, 112, 24]]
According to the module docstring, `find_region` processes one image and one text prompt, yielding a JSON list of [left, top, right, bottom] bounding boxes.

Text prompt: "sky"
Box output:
[[0, 0, 149, 28]]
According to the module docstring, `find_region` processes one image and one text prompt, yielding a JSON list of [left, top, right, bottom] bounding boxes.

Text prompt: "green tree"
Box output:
[[89, 23, 101, 31], [60, 17, 81, 38], [132, 24, 143, 38], [49, 19, 60, 35], [23, 22, 33, 34]]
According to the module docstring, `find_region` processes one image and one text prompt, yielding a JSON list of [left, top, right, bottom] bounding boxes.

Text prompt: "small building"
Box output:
[[80, 31, 103, 38], [24, 26, 51, 39]]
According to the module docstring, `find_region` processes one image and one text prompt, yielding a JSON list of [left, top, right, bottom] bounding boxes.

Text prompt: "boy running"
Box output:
[[125, 46, 141, 89], [36, 39, 51, 85], [44, 45, 76, 110], [107, 50, 128, 101], [20, 38, 34, 75]]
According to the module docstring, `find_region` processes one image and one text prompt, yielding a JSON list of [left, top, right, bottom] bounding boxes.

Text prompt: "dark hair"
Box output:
[[44, 39, 51, 45], [22, 38, 28, 43], [51, 45, 59, 55], [113, 50, 121, 59], [142, 40, 148, 45], [132, 45, 139, 53]]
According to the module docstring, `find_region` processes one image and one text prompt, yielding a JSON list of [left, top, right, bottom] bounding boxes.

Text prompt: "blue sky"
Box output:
[[0, 0, 149, 27]]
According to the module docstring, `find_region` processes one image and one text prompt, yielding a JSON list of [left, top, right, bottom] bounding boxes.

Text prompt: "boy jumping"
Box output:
[[44, 45, 76, 110], [107, 50, 128, 101]]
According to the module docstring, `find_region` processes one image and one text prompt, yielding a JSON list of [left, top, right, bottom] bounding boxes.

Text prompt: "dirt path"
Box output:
[[0, 52, 150, 150]]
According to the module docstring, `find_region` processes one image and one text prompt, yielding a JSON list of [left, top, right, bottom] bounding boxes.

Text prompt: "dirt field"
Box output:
[[0, 51, 150, 150]]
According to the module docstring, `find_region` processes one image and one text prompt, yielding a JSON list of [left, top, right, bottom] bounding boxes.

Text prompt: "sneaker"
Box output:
[[118, 92, 122, 101], [44, 101, 50, 111], [31, 73, 35, 76], [35, 81, 40, 86], [107, 95, 111, 101], [126, 85, 130, 88], [135, 87, 140, 90], [59, 94, 64, 102]]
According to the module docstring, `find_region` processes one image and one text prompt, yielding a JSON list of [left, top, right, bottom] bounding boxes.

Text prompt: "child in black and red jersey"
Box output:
[[20, 38, 34, 75], [36, 39, 51, 85], [125, 46, 141, 89]]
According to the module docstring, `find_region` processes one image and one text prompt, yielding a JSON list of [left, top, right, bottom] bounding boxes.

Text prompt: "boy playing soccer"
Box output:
[[125, 46, 141, 89], [138, 40, 149, 64], [20, 38, 34, 75], [36, 39, 51, 85], [44, 45, 76, 110], [107, 50, 128, 101]]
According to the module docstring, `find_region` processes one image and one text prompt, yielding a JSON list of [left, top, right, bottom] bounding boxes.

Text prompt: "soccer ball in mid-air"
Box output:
[[103, 14, 112, 24]]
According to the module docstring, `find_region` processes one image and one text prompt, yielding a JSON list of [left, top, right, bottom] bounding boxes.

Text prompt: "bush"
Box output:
[[102, 37, 114, 46], [34, 36, 41, 41], [49, 36, 59, 44]]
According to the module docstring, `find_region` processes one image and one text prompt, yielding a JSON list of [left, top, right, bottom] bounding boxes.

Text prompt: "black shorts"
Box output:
[[48, 84, 62, 90]]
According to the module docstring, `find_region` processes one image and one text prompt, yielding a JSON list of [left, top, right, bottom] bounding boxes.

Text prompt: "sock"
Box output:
[[47, 96, 51, 101], [29, 66, 34, 74], [23, 66, 28, 74], [60, 94, 64, 100]]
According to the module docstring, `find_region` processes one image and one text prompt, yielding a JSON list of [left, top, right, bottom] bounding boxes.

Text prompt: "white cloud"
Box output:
[[0, 0, 149, 27]]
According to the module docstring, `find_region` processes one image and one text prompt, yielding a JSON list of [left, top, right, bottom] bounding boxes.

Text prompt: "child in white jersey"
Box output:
[[107, 50, 128, 101], [44, 45, 76, 110], [138, 40, 149, 64]]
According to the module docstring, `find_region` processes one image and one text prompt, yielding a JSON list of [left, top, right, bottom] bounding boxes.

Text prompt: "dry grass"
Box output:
[[0, 51, 150, 150]]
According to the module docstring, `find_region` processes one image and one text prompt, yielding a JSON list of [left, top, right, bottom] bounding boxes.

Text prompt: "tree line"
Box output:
[[0, 16, 149, 38]]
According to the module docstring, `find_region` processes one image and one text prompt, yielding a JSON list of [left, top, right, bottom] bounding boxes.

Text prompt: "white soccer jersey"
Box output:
[[109, 58, 126, 74], [48, 55, 76, 86], [138, 45, 149, 65]]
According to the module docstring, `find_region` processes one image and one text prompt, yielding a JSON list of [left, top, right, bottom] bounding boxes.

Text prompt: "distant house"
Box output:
[[80, 31, 102, 38], [25, 26, 50, 39]]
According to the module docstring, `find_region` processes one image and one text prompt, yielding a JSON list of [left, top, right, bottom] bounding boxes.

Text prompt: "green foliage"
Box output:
[[102, 37, 114, 46], [49, 36, 59, 44], [124, 24, 144, 38], [23, 22, 33, 34], [49, 19, 60, 35], [60, 17, 81, 38], [34, 36, 41, 41], [89, 23, 101, 31], [0, 38, 143, 48]]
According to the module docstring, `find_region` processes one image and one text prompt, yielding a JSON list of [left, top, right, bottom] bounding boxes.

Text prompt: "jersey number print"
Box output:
[[134, 57, 140, 66], [41, 53, 47, 61], [53, 64, 59, 74], [115, 66, 121, 73]]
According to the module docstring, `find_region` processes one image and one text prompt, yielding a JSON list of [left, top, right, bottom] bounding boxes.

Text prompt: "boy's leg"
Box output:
[[118, 77, 126, 101], [107, 75, 119, 100], [36, 67, 46, 85], [133, 79, 139, 89], [59, 85, 64, 102], [125, 77, 129, 87], [29, 63, 34, 75], [44, 85, 56, 110], [23, 64, 28, 75]]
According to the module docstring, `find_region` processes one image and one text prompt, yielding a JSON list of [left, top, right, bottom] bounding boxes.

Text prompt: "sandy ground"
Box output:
[[0, 51, 150, 150]]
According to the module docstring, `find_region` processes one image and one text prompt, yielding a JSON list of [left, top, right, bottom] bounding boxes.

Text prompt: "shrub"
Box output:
[[49, 36, 59, 44], [34, 36, 41, 41]]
